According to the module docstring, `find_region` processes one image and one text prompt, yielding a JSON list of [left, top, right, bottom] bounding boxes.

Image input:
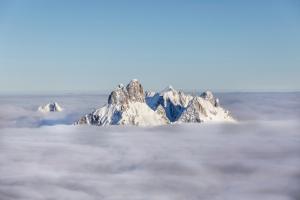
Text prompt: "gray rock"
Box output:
[[108, 85, 129, 105], [126, 79, 145, 103], [108, 79, 145, 105]]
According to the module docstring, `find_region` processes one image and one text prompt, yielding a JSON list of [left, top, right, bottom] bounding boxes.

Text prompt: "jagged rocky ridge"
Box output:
[[77, 79, 235, 126], [38, 102, 63, 113]]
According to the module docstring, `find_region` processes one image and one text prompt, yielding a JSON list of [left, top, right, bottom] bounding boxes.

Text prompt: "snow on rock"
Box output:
[[77, 79, 235, 126], [38, 102, 63, 113], [159, 86, 193, 108], [146, 86, 193, 122], [155, 104, 170, 124]]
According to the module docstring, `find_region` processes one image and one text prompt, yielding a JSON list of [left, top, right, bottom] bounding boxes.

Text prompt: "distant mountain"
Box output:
[[38, 102, 63, 113], [76, 79, 235, 126]]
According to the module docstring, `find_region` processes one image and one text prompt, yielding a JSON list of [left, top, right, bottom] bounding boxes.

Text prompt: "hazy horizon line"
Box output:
[[1, 89, 299, 96]]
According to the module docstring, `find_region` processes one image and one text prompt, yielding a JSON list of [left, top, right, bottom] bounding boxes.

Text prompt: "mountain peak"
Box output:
[[160, 85, 176, 94], [38, 102, 63, 113], [200, 90, 219, 106], [108, 79, 145, 105], [126, 79, 145, 103], [130, 78, 139, 83], [167, 85, 174, 90], [117, 83, 124, 88]]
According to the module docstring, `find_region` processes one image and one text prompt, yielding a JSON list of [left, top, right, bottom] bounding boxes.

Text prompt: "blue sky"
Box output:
[[0, 0, 299, 93]]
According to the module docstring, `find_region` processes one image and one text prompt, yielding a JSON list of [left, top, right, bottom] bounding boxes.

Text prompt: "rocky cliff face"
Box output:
[[77, 79, 235, 126], [126, 79, 145, 103], [108, 84, 129, 105], [107, 79, 145, 105]]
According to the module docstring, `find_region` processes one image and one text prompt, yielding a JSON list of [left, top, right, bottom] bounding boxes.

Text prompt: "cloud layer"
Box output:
[[0, 93, 299, 199]]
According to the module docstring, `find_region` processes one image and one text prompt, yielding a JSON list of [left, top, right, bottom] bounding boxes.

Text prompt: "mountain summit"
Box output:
[[77, 79, 235, 126], [38, 102, 63, 113]]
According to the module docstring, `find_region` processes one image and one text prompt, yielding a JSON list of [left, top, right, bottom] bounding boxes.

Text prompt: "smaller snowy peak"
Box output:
[[38, 102, 63, 113], [160, 85, 176, 94], [200, 90, 213, 100], [178, 97, 234, 123], [200, 91, 219, 107]]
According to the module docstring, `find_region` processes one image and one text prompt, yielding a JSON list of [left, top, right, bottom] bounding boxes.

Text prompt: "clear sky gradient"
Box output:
[[0, 0, 299, 93]]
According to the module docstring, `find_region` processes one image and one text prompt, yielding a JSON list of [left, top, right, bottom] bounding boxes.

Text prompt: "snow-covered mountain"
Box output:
[[38, 102, 63, 113], [77, 79, 235, 126]]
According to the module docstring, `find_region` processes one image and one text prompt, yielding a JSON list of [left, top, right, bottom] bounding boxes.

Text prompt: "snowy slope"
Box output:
[[178, 96, 234, 123]]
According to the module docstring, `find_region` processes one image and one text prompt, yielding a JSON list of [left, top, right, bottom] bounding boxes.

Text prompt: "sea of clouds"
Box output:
[[0, 92, 299, 200]]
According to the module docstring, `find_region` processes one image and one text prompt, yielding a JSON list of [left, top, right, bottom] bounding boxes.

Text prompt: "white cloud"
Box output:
[[0, 93, 299, 199]]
